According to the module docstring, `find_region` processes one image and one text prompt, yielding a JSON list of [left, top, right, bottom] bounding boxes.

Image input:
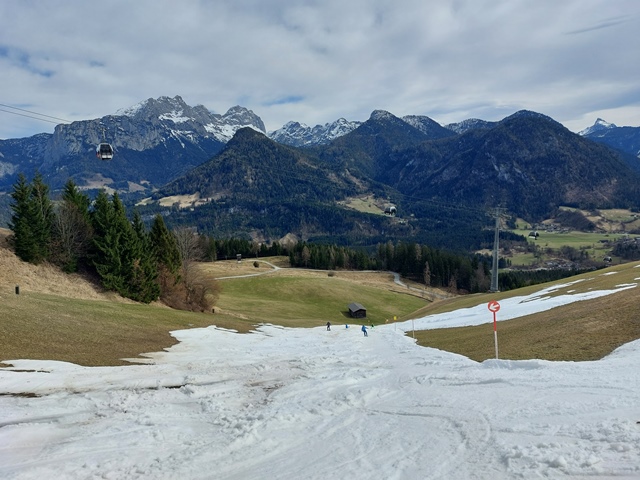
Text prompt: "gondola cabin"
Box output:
[[96, 142, 114, 161]]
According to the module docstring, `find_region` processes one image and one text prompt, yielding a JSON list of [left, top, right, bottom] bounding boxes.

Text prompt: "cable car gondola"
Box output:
[[96, 141, 114, 161], [96, 125, 114, 161]]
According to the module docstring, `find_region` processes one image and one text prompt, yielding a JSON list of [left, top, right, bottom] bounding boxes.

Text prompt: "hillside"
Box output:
[[0, 228, 126, 301], [2, 248, 640, 478], [389, 111, 640, 219]]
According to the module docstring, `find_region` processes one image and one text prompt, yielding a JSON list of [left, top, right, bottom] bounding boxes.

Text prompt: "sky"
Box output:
[[1, 273, 639, 479], [1, 0, 639, 140]]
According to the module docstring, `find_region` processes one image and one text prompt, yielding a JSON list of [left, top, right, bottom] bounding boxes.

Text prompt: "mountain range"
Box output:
[[1, 95, 640, 249], [0, 96, 264, 192]]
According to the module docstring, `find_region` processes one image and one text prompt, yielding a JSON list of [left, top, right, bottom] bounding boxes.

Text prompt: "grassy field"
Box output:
[[2, 246, 640, 366], [508, 208, 640, 266], [213, 274, 425, 327], [337, 194, 389, 215], [0, 260, 427, 366], [0, 290, 237, 366], [409, 261, 640, 361], [507, 229, 622, 267]]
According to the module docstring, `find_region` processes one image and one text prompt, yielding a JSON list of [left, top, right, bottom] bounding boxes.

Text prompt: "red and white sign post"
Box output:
[[487, 300, 501, 359]]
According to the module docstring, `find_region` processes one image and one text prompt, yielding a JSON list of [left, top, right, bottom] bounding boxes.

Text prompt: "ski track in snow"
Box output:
[[1, 280, 640, 479]]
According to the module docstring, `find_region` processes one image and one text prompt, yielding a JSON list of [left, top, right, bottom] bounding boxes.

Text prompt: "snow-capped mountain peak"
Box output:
[[268, 118, 361, 147], [369, 110, 396, 121], [579, 118, 617, 136]]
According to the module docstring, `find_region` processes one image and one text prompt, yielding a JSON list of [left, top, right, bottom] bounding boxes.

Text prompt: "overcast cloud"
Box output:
[[1, 0, 639, 139]]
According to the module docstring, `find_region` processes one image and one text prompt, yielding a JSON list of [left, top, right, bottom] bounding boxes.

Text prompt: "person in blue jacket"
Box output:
[[361, 325, 368, 337]]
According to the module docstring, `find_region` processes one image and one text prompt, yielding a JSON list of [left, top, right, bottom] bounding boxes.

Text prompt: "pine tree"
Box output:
[[91, 190, 125, 292], [9, 174, 38, 262], [110, 192, 141, 299], [62, 179, 91, 220], [128, 211, 160, 303], [90, 191, 161, 302], [9, 173, 53, 264], [29, 172, 54, 262], [149, 214, 181, 277]]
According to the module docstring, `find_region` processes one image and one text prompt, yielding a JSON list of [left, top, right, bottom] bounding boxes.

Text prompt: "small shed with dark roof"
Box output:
[[348, 302, 367, 318]]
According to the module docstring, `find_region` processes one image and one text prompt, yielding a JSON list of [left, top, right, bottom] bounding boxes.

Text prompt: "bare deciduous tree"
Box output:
[[51, 202, 92, 271], [169, 227, 220, 312]]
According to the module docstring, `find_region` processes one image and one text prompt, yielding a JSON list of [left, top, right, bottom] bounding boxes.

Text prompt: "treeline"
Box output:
[[212, 237, 287, 260], [498, 267, 596, 291], [289, 241, 493, 293], [8, 173, 218, 310], [288, 241, 597, 293]]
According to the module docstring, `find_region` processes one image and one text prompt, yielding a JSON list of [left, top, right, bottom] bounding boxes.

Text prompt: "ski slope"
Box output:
[[1, 279, 639, 479]]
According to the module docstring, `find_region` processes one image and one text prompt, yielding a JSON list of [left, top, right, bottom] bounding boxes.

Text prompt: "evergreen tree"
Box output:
[[9, 174, 38, 262], [8, 172, 53, 264], [128, 210, 160, 303], [62, 179, 91, 220], [149, 214, 181, 277], [91, 190, 125, 292], [111, 192, 141, 299], [90, 192, 160, 302], [29, 172, 54, 262]]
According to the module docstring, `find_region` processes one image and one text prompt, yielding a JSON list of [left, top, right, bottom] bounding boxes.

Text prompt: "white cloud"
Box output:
[[1, 0, 639, 139]]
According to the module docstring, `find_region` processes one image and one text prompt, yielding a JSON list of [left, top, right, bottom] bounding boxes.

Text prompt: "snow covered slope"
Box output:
[[1, 273, 639, 479]]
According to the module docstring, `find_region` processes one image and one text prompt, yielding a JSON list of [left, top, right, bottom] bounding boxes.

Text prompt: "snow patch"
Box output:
[[1, 280, 639, 479]]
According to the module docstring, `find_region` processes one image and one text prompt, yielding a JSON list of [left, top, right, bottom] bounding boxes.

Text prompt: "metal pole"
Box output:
[[493, 311, 499, 359], [490, 209, 500, 293]]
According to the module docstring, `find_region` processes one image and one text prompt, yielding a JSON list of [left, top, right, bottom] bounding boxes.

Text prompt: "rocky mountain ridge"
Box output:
[[0, 96, 265, 192], [268, 118, 362, 147], [143, 108, 640, 251], [1, 96, 639, 219]]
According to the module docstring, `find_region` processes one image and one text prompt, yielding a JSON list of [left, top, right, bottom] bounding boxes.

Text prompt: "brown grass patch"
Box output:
[[414, 263, 640, 361], [0, 228, 128, 302], [0, 289, 227, 366]]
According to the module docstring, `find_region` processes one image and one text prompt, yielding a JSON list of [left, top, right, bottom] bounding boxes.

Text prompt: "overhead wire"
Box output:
[[0, 103, 72, 125]]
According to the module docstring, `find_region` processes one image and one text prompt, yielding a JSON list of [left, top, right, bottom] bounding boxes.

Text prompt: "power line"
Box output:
[[0, 108, 62, 125], [0, 103, 71, 124]]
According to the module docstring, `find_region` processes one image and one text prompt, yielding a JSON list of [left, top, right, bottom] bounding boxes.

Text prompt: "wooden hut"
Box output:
[[348, 302, 367, 318]]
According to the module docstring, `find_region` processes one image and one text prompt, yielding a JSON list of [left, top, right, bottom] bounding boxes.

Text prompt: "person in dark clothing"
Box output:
[[326, 321, 331, 331], [361, 325, 368, 337]]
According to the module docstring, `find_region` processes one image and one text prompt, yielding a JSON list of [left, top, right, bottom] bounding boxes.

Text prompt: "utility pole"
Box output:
[[489, 207, 505, 293]]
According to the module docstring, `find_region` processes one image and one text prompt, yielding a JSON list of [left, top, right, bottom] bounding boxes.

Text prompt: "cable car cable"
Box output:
[[0, 103, 72, 124]]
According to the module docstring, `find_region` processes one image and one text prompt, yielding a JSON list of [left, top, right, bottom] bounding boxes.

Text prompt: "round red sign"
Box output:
[[487, 300, 501, 313]]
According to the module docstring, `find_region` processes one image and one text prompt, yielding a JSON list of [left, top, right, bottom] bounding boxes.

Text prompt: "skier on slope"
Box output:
[[361, 325, 368, 337], [326, 321, 331, 331]]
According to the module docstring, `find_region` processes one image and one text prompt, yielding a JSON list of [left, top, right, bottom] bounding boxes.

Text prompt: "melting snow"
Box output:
[[1, 281, 639, 479]]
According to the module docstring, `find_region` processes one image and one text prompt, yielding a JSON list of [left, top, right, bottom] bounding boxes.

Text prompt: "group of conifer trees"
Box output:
[[288, 240, 493, 293], [8, 174, 201, 306]]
